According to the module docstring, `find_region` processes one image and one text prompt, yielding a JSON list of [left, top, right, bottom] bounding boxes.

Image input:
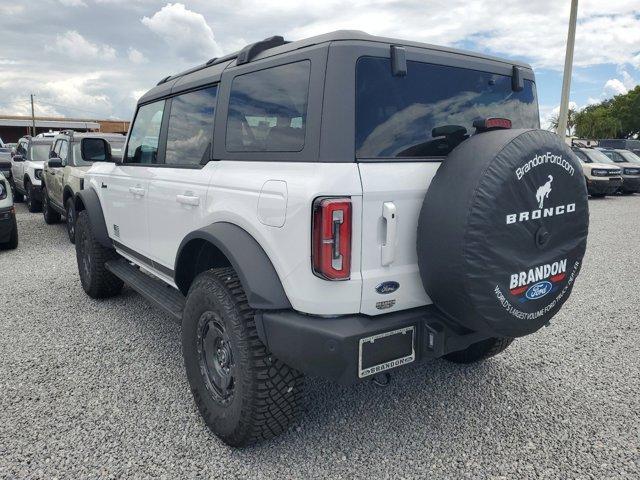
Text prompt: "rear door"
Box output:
[[145, 86, 218, 275], [354, 54, 540, 315]]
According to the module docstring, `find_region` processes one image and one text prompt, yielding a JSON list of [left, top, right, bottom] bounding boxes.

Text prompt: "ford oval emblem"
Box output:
[[525, 280, 552, 300], [376, 281, 399, 295]]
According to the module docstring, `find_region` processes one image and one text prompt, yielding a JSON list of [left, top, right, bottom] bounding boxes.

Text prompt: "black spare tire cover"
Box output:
[[417, 129, 589, 337]]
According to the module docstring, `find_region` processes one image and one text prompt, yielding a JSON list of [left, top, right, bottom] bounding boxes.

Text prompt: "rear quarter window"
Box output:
[[226, 61, 311, 153], [356, 57, 539, 159]]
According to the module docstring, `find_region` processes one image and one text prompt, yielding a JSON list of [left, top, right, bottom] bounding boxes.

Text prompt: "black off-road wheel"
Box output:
[[75, 211, 123, 299], [1, 221, 18, 250], [66, 198, 76, 243], [182, 267, 304, 447], [25, 181, 41, 213], [10, 180, 23, 202], [443, 337, 514, 364], [42, 186, 61, 224]]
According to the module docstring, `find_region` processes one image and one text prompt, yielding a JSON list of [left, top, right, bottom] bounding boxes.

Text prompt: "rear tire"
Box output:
[[443, 337, 514, 364], [591, 193, 606, 198], [182, 267, 304, 447], [75, 211, 123, 298], [42, 186, 61, 224], [65, 198, 76, 243]]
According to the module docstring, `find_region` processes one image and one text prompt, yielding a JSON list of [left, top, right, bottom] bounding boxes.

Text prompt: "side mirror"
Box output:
[[12, 155, 24, 162], [81, 138, 112, 163], [48, 158, 63, 168]]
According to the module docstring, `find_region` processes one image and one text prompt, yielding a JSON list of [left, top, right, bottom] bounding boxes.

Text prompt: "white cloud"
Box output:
[[47, 31, 116, 60], [128, 48, 147, 64], [141, 3, 222, 61], [59, 0, 87, 6], [604, 78, 628, 96]]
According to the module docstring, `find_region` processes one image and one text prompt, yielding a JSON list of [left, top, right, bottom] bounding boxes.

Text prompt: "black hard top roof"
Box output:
[[139, 30, 533, 105]]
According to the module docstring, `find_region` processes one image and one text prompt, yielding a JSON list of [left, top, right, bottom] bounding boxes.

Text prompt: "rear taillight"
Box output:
[[312, 197, 352, 280]]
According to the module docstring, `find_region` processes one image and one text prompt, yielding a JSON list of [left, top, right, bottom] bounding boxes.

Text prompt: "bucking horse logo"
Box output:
[[535, 175, 553, 209]]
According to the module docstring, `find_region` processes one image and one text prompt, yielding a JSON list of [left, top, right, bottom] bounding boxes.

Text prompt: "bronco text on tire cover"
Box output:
[[418, 129, 589, 338]]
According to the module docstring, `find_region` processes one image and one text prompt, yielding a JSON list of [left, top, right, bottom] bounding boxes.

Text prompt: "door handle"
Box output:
[[176, 194, 200, 206], [381, 202, 397, 266], [129, 186, 145, 197]]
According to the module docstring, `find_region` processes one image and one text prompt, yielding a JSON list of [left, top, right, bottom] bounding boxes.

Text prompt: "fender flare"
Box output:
[[75, 188, 112, 249], [176, 223, 291, 310]]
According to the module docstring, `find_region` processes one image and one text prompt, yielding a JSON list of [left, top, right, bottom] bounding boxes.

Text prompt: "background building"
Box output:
[[0, 116, 129, 142]]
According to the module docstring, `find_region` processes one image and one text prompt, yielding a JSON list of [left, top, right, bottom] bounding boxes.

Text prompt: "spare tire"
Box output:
[[418, 129, 588, 337]]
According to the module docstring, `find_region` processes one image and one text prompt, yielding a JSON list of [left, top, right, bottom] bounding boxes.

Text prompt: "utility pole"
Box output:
[[30, 94, 36, 136], [557, 0, 578, 139]]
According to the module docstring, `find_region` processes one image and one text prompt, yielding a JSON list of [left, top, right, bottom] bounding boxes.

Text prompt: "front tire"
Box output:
[[182, 267, 304, 447], [75, 211, 123, 298], [1, 222, 18, 250], [10, 180, 23, 202], [443, 337, 514, 364], [42, 187, 61, 224], [65, 198, 76, 243], [26, 181, 41, 213]]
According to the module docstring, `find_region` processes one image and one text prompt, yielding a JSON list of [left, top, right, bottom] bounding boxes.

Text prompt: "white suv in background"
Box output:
[[11, 136, 54, 212], [72, 31, 590, 447]]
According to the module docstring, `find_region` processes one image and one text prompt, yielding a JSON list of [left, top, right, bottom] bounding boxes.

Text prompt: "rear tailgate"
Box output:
[[358, 162, 438, 315]]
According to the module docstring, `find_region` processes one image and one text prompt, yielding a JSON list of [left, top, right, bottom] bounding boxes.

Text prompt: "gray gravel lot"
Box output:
[[1, 197, 639, 479]]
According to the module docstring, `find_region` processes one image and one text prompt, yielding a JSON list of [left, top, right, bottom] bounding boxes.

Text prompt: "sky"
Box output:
[[1, 1, 639, 129]]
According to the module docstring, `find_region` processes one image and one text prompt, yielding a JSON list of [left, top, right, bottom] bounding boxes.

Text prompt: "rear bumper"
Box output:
[[586, 177, 622, 195], [0, 207, 16, 243], [256, 306, 491, 384]]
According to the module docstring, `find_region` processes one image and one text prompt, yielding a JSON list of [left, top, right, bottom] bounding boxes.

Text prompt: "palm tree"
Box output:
[[548, 108, 577, 136]]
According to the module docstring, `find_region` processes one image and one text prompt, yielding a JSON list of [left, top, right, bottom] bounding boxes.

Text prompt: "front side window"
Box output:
[[165, 86, 217, 165], [125, 100, 166, 164], [226, 61, 310, 152], [356, 57, 540, 158]]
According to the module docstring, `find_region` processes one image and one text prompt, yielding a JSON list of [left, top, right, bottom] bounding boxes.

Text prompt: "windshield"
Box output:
[[29, 144, 52, 161], [619, 150, 640, 164], [585, 149, 614, 164], [356, 57, 539, 159]]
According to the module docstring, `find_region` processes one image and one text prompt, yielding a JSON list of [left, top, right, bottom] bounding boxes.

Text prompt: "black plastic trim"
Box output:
[[74, 188, 111, 249], [176, 222, 291, 310], [113, 240, 174, 277]]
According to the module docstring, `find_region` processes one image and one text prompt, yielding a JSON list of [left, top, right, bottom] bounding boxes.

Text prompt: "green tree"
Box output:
[[548, 108, 577, 136]]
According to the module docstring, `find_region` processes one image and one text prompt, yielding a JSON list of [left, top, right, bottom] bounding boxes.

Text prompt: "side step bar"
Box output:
[[105, 259, 185, 322]]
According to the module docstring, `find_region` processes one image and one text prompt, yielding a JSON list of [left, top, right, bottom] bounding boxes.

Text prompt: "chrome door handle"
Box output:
[[129, 186, 145, 196], [176, 194, 200, 206]]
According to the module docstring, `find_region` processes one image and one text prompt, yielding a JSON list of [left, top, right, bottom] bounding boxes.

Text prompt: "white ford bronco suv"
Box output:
[[73, 31, 589, 447], [41, 131, 125, 242], [10, 136, 54, 212]]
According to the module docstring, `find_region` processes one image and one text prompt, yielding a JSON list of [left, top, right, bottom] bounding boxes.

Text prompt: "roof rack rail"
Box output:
[[157, 75, 172, 86], [155, 35, 287, 86], [236, 36, 287, 65]]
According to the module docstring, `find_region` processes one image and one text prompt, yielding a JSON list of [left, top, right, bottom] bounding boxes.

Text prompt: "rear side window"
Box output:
[[125, 100, 166, 164], [165, 86, 217, 166], [226, 61, 310, 152], [356, 57, 540, 158]]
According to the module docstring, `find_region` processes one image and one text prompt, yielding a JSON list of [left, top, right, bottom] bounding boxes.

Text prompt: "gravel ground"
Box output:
[[1, 196, 639, 480]]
